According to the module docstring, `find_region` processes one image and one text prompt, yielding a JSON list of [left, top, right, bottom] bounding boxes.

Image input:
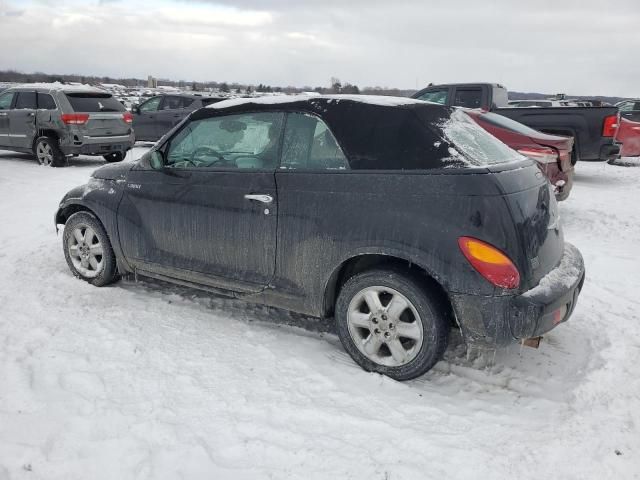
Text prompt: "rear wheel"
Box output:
[[62, 211, 118, 287], [103, 152, 125, 163], [34, 136, 65, 167], [335, 268, 450, 380]]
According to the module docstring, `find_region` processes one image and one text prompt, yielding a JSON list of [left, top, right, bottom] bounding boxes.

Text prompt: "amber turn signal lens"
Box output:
[[458, 236, 520, 289]]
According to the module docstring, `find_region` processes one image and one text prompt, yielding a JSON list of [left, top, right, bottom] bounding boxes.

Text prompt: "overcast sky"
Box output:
[[1, 0, 639, 96]]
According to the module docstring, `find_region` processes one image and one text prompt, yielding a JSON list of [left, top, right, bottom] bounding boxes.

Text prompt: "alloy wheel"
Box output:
[[347, 286, 424, 367], [67, 224, 104, 278], [36, 141, 54, 166]]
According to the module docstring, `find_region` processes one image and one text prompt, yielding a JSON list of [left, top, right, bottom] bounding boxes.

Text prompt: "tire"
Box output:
[[335, 268, 451, 381], [34, 136, 65, 167], [62, 211, 119, 287], [570, 146, 578, 166], [103, 152, 125, 163]]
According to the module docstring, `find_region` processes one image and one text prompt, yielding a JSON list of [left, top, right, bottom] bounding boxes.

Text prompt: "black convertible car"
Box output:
[[55, 95, 585, 380]]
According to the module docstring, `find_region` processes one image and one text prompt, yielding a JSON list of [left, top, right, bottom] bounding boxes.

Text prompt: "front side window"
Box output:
[[416, 88, 449, 105], [37, 93, 57, 110], [166, 112, 284, 169], [162, 96, 190, 110], [139, 97, 162, 112], [0, 92, 14, 110], [280, 113, 348, 170], [15, 92, 37, 109], [453, 88, 482, 108]]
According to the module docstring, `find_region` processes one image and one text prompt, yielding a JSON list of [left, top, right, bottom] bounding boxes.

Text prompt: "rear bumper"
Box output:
[[60, 133, 135, 156], [598, 143, 620, 161], [537, 163, 573, 201], [450, 243, 585, 348]]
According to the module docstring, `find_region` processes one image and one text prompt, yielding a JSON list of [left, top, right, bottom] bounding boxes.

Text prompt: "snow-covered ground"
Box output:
[[0, 150, 639, 479]]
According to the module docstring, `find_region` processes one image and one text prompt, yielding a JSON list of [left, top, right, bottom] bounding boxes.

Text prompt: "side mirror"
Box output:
[[149, 150, 164, 170], [132, 105, 140, 114]]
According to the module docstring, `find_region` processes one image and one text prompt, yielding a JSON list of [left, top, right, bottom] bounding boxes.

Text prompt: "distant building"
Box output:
[[147, 75, 157, 88]]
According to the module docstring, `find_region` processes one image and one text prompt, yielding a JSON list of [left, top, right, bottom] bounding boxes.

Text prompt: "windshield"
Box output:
[[65, 92, 125, 112], [439, 109, 524, 166]]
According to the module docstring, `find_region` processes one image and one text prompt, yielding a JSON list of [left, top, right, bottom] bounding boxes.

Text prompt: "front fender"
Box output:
[[54, 177, 128, 271]]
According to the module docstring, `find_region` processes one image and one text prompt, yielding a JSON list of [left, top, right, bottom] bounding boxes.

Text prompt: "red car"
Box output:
[[614, 116, 640, 157], [466, 110, 575, 201]]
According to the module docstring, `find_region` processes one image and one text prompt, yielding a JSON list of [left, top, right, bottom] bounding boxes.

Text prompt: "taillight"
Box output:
[[517, 147, 558, 164], [458, 236, 520, 289], [602, 115, 618, 137], [60, 113, 89, 125], [122, 112, 133, 124]]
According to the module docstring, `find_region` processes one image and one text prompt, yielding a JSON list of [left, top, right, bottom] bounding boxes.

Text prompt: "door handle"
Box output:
[[27, 112, 35, 117], [244, 194, 273, 204], [0, 113, 7, 117]]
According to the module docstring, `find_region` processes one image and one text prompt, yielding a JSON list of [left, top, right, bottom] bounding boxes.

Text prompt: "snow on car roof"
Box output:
[[10, 82, 108, 94], [207, 94, 428, 110]]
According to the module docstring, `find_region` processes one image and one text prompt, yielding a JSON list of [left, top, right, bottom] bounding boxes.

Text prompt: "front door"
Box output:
[[133, 96, 162, 141], [9, 91, 37, 149], [154, 96, 190, 139], [0, 91, 15, 148], [118, 111, 285, 292]]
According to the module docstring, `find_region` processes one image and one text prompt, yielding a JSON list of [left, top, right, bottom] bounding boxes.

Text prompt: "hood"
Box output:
[[91, 162, 134, 181]]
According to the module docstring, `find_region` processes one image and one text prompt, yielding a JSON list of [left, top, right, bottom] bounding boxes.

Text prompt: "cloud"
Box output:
[[0, 0, 639, 96]]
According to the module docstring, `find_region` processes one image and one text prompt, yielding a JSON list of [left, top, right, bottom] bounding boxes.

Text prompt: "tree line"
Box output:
[[0, 70, 418, 97]]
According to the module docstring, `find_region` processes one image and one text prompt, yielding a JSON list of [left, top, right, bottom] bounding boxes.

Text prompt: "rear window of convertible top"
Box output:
[[320, 102, 522, 170]]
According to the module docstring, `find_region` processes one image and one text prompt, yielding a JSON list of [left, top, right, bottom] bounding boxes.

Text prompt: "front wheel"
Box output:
[[62, 211, 119, 287], [335, 268, 450, 380], [103, 152, 125, 163]]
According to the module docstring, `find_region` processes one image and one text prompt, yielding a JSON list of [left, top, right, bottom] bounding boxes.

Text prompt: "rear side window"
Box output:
[[37, 93, 56, 110], [439, 109, 523, 166], [281, 113, 348, 170], [15, 92, 37, 109], [492, 87, 509, 108], [65, 93, 124, 112], [415, 88, 448, 105], [453, 88, 482, 108]]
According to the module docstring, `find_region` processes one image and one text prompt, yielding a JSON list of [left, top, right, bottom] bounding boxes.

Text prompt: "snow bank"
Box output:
[[0, 151, 638, 479]]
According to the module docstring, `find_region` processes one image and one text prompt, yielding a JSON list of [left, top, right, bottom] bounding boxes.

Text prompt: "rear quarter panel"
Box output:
[[615, 117, 640, 157], [269, 169, 526, 316]]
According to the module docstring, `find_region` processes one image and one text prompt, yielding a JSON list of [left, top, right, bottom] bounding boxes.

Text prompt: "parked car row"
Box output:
[[55, 95, 586, 380], [412, 82, 621, 163]]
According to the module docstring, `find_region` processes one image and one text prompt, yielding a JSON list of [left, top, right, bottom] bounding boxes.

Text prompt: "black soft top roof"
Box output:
[[193, 94, 449, 119], [188, 95, 463, 171]]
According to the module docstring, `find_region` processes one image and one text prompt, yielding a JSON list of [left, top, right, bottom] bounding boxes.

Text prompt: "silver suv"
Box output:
[[0, 84, 135, 167]]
